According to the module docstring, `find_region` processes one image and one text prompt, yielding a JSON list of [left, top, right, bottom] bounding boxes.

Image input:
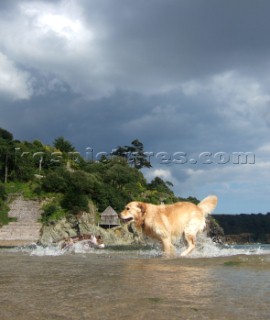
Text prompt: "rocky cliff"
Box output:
[[39, 212, 143, 246]]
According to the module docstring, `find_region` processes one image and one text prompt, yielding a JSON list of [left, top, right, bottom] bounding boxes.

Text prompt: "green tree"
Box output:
[[84, 156, 148, 211], [0, 128, 13, 141], [129, 139, 152, 169], [12, 140, 50, 181], [68, 170, 100, 195], [0, 128, 15, 183], [42, 169, 69, 193], [53, 136, 75, 153], [112, 139, 151, 169], [182, 196, 199, 205], [147, 177, 179, 204], [41, 202, 66, 223], [0, 181, 10, 226], [61, 191, 89, 213], [148, 177, 174, 194], [0, 181, 6, 200]]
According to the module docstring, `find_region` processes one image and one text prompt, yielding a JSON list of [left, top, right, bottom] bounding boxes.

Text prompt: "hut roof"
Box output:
[[99, 206, 119, 227], [101, 206, 118, 217]]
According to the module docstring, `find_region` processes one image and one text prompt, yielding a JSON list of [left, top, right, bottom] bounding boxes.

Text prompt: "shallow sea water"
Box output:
[[0, 241, 270, 320]]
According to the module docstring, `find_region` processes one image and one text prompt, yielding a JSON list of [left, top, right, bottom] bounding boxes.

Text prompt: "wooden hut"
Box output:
[[99, 206, 119, 228]]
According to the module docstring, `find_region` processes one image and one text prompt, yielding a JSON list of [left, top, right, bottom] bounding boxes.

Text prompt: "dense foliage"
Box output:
[[112, 139, 152, 169], [0, 127, 189, 223], [213, 214, 270, 242], [0, 181, 10, 226], [2, 127, 269, 242]]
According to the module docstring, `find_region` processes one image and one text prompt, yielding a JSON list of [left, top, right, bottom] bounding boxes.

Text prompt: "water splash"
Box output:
[[176, 236, 270, 258], [30, 244, 66, 256], [137, 235, 270, 258], [28, 241, 106, 256], [4, 236, 270, 258]]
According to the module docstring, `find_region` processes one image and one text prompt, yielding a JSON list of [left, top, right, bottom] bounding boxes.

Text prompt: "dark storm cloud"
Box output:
[[81, 0, 270, 86], [2, 0, 270, 97], [1, 0, 270, 213]]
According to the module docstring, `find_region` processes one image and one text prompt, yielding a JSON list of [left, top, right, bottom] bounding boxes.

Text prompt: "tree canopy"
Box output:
[[112, 139, 151, 169], [53, 136, 75, 153], [0, 127, 195, 221]]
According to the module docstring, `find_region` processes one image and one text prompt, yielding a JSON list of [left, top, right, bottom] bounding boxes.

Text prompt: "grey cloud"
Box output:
[[81, 0, 270, 88], [1, 0, 270, 213], [2, 0, 270, 99]]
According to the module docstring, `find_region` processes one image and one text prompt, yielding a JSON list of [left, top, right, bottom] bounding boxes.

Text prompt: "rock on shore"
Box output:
[[39, 212, 144, 246]]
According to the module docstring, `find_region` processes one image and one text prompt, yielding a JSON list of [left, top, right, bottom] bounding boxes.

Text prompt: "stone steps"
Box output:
[[1, 222, 42, 228], [0, 224, 42, 240], [0, 235, 40, 241], [0, 196, 43, 246]]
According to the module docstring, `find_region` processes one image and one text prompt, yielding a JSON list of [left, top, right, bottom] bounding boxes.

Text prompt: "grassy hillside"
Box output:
[[0, 128, 196, 225]]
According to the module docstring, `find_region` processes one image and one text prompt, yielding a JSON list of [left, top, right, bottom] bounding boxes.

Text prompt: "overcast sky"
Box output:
[[1, 0, 270, 213]]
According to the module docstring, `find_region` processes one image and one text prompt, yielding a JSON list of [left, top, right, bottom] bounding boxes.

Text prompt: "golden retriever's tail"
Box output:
[[197, 195, 218, 215]]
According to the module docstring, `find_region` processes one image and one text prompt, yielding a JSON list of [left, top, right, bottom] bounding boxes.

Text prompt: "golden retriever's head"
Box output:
[[120, 201, 146, 224]]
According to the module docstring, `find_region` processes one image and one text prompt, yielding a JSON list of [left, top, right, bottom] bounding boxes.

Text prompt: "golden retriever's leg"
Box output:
[[181, 233, 196, 256], [161, 238, 175, 257]]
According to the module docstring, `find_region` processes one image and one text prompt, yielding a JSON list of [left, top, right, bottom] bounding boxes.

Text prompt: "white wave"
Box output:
[[5, 236, 270, 258], [28, 241, 106, 256], [137, 235, 270, 258], [30, 245, 65, 256], [177, 236, 270, 258]]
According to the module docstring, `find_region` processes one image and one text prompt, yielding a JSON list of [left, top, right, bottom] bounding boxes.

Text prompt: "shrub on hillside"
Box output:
[[0, 182, 6, 200], [41, 202, 66, 223], [61, 191, 89, 214], [42, 170, 68, 193]]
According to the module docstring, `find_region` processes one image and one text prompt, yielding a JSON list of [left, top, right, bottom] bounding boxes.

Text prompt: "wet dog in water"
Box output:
[[120, 195, 218, 257]]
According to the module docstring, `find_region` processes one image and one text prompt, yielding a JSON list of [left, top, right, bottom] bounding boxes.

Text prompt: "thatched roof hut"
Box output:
[[99, 206, 119, 228]]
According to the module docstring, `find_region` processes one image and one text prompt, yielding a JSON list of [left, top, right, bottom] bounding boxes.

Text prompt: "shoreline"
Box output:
[[1, 239, 270, 249]]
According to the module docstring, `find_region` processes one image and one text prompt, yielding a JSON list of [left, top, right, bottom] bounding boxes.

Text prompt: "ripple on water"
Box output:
[[0, 241, 270, 320]]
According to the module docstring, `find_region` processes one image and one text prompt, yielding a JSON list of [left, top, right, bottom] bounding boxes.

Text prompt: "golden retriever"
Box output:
[[120, 195, 218, 257]]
